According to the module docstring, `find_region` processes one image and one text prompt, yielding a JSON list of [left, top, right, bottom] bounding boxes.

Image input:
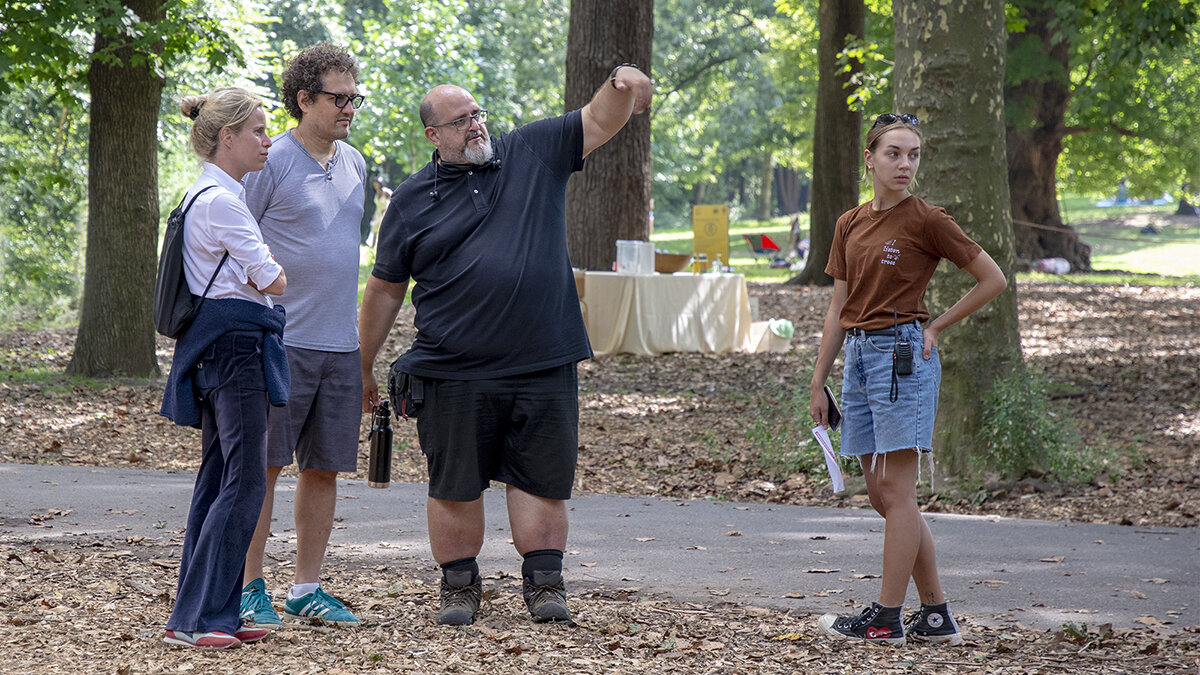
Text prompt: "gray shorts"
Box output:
[[267, 346, 362, 473]]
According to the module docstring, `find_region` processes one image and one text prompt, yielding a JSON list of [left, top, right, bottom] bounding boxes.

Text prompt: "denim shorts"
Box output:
[[839, 321, 940, 457]]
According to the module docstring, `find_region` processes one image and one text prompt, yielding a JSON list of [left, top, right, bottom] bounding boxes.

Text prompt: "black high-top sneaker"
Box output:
[[817, 602, 906, 645], [904, 602, 963, 645]]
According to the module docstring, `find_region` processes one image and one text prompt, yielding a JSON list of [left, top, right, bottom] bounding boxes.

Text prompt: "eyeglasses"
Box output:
[[873, 113, 919, 128], [430, 110, 488, 131], [319, 90, 366, 110]]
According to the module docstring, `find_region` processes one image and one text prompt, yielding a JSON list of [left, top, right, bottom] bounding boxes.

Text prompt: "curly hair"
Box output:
[[180, 87, 264, 160], [280, 43, 360, 121]]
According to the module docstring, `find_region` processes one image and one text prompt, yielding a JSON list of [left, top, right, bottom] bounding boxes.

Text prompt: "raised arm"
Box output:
[[358, 274, 410, 412], [580, 64, 653, 158]]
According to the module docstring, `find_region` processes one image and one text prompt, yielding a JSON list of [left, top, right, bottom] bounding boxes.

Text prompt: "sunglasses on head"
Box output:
[[873, 113, 919, 128]]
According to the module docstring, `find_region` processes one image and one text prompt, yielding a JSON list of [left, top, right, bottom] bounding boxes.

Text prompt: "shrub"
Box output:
[[974, 364, 1114, 483]]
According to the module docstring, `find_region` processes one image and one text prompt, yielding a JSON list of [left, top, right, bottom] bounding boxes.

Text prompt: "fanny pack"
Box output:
[[387, 360, 424, 420]]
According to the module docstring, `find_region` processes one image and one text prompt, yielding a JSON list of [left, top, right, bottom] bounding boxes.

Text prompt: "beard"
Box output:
[[463, 134, 494, 165]]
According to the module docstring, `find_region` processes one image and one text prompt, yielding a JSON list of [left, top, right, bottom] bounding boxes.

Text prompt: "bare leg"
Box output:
[[244, 465, 285, 582], [293, 468, 337, 585], [428, 496, 485, 564], [505, 485, 568, 556], [861, 450, 945, 607]]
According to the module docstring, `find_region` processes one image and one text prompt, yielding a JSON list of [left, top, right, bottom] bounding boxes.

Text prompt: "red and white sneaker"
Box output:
[[234, 625, 271, 643], [162, 629, 241, 648]]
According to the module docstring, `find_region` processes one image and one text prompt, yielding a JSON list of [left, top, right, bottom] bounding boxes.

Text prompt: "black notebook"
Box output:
[[824, 385, 841, 431]]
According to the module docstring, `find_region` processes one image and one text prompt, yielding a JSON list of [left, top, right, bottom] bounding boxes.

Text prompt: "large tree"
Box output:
[[1, 0, 237, 376], [564, 0, 654, 271], [789, 0, 864, 286], [1005, 0, 1200, 270], [69, 0, 167, 377], [893, 0, 1021, 475]]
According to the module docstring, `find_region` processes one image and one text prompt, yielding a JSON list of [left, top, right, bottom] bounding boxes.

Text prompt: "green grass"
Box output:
[[1060, 195, 1200, 278], [652, 214, 802, 282], [0, 367, 105, 390], [1059, 195, 1175, 224], [649, 198, 1200, 284], [1075, 226, 1200, 278]]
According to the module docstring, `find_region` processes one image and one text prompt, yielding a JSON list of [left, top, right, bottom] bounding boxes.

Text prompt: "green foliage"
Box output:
[[974, 363, 1115, 484], [745, 385, 829, 482], [0, 0, 252, 327], [1007, 0, 1200, 199], [0, 0, 244, 99], [0, 95, 86, 325], [651, 0, 788, 225]]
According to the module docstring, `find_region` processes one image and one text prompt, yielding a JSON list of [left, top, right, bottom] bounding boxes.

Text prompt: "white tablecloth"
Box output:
[[582, 272, 756, 356]]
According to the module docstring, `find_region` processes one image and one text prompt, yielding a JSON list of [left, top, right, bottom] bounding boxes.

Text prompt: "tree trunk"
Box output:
[[68, 0, 165, 378], [789, 0, 863, 286], [775, 166, 801, 215], [756, 149, 773, 220], [564, 0, 654, 271], [1005, 4, 1091, 271], [894, 0, 1022, 477]]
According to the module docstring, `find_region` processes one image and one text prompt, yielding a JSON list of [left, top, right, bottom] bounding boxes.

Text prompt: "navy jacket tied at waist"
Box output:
[[160, 298, 289, 428]]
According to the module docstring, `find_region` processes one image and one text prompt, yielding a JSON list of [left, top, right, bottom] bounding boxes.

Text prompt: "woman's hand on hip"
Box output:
[[922, 325, 941, 360]]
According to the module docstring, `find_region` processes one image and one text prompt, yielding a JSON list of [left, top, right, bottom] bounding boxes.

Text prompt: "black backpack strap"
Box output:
[[182, 184, 227, 314], [182, 184, 217, 214]]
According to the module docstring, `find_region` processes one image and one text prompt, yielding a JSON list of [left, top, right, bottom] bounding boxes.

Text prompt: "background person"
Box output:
[[358, 64, 652, 626], [808, 112, 1006, 646], [240, 43, 367, 629], [160, 87, 287, 649]]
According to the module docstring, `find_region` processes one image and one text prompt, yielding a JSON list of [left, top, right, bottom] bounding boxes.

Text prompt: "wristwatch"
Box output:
[[610, 63, 639, 88]]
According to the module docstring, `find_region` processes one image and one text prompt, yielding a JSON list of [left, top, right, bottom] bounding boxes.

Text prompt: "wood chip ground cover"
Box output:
[[1, 276, 1197, 672]]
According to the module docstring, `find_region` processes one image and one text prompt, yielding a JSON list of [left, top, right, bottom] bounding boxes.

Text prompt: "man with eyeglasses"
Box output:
[[359, 65, 653, 626], [239, 42, 368, 630]]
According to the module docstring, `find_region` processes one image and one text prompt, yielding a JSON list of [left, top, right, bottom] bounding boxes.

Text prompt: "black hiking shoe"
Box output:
[[522, 570, 571, 623], [817, 602, 905, 646], [904, 602, 963, 645], [436, 569, 481, 626]]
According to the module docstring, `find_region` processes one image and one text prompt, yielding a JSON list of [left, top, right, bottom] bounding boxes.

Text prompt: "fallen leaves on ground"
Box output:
[[7, 280, 1194, 528], [1, 538, 1196, 675], [1, 223, 1199, 672]]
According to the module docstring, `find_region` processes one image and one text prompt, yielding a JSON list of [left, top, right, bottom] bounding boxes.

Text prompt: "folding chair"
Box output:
[[742, 234, 781, 260]]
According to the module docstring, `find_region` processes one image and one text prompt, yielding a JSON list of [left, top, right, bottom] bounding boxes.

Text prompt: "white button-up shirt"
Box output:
[[182, 163, 283, 307]]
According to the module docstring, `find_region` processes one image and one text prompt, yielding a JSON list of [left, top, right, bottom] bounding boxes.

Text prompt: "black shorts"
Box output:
[[415, 363, 579, 502]]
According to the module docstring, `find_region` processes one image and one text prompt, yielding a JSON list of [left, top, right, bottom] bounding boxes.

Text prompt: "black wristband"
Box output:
[[610, 63, 638, 88]]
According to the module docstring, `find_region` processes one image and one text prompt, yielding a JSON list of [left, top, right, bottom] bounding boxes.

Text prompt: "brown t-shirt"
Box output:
[[826, 195, 982, 331]]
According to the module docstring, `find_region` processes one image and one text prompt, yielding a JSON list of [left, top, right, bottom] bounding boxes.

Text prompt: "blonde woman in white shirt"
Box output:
[[161, 87, 289, 649]]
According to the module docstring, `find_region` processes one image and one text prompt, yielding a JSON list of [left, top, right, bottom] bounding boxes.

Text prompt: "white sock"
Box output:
[[289, 582, 319, 599]]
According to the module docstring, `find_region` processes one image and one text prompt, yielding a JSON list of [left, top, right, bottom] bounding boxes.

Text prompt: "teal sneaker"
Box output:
[[239, 578, 283, 629], [283, 586, 361, 626]]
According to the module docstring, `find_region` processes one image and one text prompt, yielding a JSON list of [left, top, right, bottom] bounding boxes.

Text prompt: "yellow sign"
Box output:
[[692, 204, 729, 272]]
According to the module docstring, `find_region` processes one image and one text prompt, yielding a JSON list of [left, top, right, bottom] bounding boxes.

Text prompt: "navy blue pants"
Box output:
[[166, 331, 269, 634]]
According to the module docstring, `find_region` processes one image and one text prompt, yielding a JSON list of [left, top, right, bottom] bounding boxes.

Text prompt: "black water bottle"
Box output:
[[368, 401, 393, 488]]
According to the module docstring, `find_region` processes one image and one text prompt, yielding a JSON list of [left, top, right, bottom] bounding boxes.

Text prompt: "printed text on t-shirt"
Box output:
[[881, 239, 900, 266]]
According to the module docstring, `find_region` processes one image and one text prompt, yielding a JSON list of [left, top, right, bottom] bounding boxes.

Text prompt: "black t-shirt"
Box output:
[[373, 110, 592, 379]]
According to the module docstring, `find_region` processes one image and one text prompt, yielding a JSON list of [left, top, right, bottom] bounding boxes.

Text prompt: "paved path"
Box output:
[[0, 463, 1195, 631]]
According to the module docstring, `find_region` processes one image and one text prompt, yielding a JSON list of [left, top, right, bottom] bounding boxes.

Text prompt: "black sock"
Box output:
[[521, 549, 563, 580], [440, 557, 478, 580]]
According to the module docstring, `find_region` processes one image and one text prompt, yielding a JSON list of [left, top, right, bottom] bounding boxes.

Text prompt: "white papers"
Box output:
[[811, 426, 845, 494]]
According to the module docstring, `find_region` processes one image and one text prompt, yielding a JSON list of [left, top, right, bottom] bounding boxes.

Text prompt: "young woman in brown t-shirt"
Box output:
[[809, 114, 1006, 646]]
